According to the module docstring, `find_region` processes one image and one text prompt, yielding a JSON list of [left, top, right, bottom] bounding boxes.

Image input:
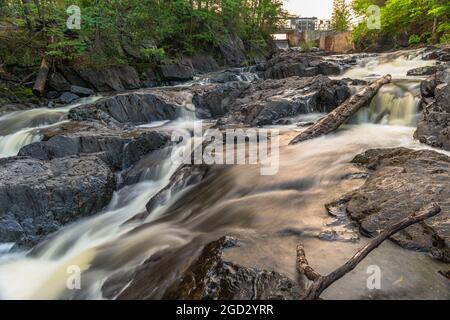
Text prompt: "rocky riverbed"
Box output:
[[0, 47, 449, 300]]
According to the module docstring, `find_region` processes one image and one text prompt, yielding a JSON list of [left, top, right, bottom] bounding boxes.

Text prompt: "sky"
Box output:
[[282, 0, 336, 19]]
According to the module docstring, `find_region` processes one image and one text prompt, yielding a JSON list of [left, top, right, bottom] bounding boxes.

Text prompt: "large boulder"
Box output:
[[116, 237, 302, 300], [258, 49, 345, 80], [159, 63, 194, 82], [48, 72, 71, 92], [193, 81, 250, 118], [0, 155, 116, 247], [56, 65, 141, 92], [329, 148, 450, 262], [68, 89, 187, 125], [18, 121, 171, 171], [219, 33, 247, 67], [182, 54, 220, 74], [415, 69, 450, 151]]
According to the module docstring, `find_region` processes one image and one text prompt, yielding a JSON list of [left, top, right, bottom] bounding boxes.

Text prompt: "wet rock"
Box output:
[[423, 46, 450, 62], [258, 49, 347, 80], [59, 92, 79, 104], [407, 66, 439, 76], [68, 89, 186, 125], [415, 68, 450, 151], [144, 164, 211, 216], [160, 236, 301, 299], [330, 148, 450, 261], [18, 122, 171, 171], [318, 61, 341, 75], [193, 81, 250, 118], [111, 235, 301, 300], [70, 85, 95, 97], [218, 75, 350, 126], [0, 155, 115, 247]]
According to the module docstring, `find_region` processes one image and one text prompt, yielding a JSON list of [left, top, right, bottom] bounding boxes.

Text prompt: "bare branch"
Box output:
[[290, 75, 392, 145], [297, 203, 441, 300]]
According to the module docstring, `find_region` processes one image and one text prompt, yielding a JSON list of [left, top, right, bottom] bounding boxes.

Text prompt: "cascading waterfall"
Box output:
[[0, 97, 101, 158], [0, 50, 447, 300], [0, 137, 198, 300], [355, 81, 421, 126], [341, 49, 436, 79]]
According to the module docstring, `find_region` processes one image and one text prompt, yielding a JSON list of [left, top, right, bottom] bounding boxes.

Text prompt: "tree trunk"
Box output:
[[296, 203, 441, 300], [32, 56, 50, 97], [289, 75, 392, 145]]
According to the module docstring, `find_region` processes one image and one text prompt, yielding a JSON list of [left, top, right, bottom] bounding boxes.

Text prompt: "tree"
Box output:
[[331, 0, 352, 32]]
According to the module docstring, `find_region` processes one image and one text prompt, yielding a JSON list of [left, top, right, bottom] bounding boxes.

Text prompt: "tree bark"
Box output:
[[289, 75, 392, 145], [296, 203, 441, 300], [32, 56, 50, 96]]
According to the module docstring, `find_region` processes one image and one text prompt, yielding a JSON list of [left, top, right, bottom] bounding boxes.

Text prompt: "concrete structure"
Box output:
[[273, 16, 333, 48], [319, 31, 355, 53]]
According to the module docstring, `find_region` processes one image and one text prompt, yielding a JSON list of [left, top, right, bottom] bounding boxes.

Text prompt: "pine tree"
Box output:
[[331, 0, 352, 32]]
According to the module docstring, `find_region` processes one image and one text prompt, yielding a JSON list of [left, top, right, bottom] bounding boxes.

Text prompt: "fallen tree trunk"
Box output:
[[32, 56, 50, 96], [296, 203, 441, 300], [290, 75, 392, 145]]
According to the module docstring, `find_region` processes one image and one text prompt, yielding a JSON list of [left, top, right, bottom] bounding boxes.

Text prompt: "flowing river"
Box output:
[[0, 50, 448, 300]]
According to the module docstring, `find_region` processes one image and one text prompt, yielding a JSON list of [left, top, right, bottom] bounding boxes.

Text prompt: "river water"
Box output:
[[0, 50, 448, 300]]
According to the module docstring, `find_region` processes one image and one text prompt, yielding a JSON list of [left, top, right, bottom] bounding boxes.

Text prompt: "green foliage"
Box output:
[[140, 48, 168, 65], [352, 0, 450, 47], [14, 87, 33, 99], [1, 0, 283, 67], [331, 0, 352, 32], [408, 34, 421, 46], [300, 40, 316, 52]]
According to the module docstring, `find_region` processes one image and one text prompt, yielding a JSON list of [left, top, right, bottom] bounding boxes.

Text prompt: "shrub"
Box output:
[[408, 35, 421, 46]]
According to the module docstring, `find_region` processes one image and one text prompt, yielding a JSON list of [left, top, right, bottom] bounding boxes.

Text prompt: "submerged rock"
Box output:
[[330, 148, 450, 262], [0, 155, 115, 247], [59, 92, 79, 104], [407, 66, 439, 76]]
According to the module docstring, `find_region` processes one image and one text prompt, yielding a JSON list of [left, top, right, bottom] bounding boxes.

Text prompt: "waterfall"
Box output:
[[355, 81, 421, 126], [0, 97, 101, 158]]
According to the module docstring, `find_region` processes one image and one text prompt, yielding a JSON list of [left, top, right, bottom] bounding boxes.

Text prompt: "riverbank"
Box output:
[[0, 47, 449, 300]]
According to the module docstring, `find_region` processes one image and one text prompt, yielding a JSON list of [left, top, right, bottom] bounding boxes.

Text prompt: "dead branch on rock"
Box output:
[[296, 203, 441, 300], [289, 75, 392, 145]]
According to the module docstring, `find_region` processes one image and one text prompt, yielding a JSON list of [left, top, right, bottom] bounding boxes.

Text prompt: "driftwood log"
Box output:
[[296, 203, 441, 300], [32, 56, 50, 96], [290, 75, 392, 145]]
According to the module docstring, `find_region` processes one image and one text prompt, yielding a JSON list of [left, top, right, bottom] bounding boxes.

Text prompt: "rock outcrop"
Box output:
[[55, 65, 141, 92], [257, 49, 347, 80], [328, 148, 450, 262], [68, 89, 191, 125], [217, 75, 350, 126], [415, 68, 450, 150], [18, 121, 171, 171], [117, 236, 302, 300], [0, 155, 116, 247]]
